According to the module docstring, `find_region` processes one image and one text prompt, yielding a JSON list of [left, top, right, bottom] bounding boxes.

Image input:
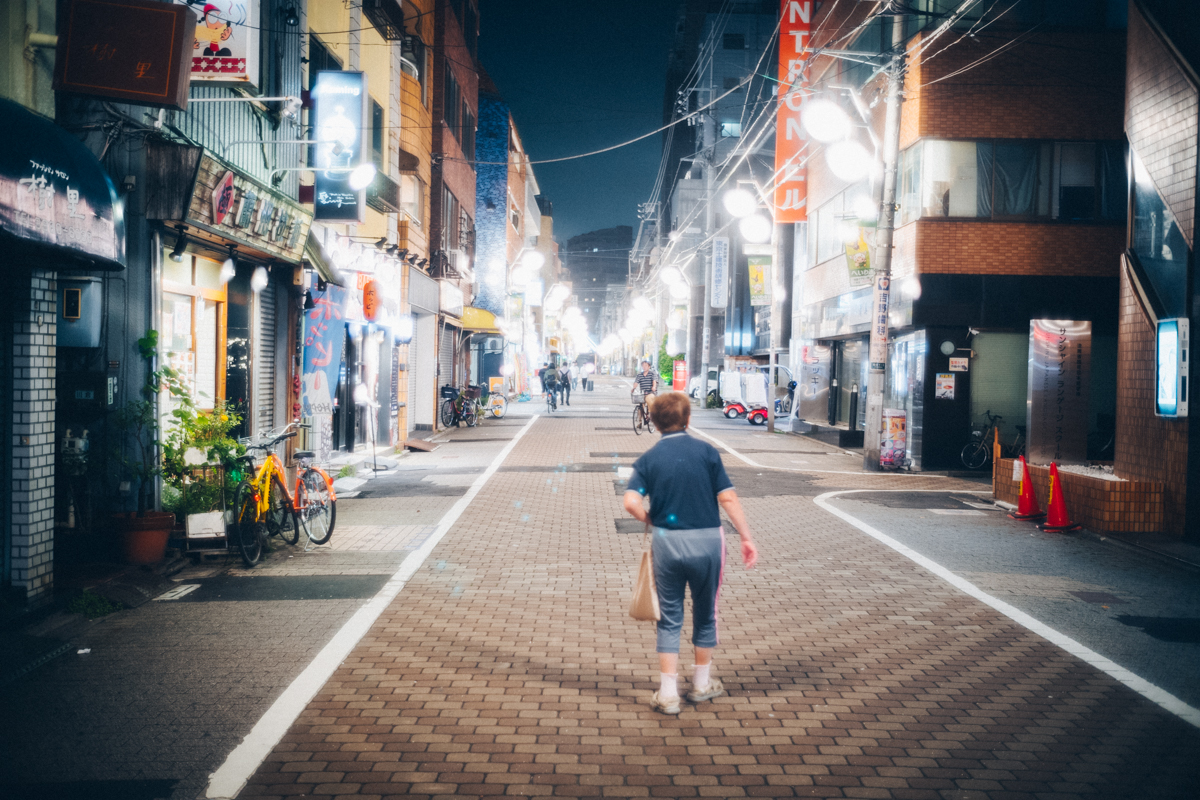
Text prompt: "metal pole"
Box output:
[[700, 78, 716, 406], [863, 18, 906, 470]]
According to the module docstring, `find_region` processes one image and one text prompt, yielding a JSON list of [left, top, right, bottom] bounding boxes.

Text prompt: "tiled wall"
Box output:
[[10, 272, 57, 600], [995, 458, 1164, 534]]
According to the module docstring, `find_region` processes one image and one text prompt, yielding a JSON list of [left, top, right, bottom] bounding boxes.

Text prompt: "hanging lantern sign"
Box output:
[[363, 278, 381, 320]]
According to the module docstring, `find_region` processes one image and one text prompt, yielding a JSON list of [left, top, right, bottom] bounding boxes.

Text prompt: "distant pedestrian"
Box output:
[[558, 363, 572, 406], [623, 392, 757, 714]]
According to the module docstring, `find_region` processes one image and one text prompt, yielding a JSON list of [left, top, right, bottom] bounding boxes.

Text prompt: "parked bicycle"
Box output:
[[632, 391, 655, 435], [961, 410, 1026, 469], [231, 426, 300, 567], [292, 439, 337, 546], [439, 384, 481, 428], [483, 387, 508, 419]]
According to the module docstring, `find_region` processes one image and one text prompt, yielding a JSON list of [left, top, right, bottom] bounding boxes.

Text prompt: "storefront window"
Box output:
[[161, 250, 227, 411]]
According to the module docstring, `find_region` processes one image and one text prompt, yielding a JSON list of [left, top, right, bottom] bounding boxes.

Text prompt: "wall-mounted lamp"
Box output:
[[303, 290, 316, 310], [374, 237, 388, 250], [283, 5, 299, 26], [406, 254, 418, 265], [169, 226, 188, 262], [417, 258, 428, 269], [219, 245, 237, 284]]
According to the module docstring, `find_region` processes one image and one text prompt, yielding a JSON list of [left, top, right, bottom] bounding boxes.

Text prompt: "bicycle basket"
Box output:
[[630, 392, 646, 405], [464, 385, 482, 399], [439, 385, 459, 399]]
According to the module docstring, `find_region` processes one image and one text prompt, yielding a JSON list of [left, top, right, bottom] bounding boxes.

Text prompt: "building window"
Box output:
[[443, 63, 461, 134], [898, 139, 1126, 224], [462, 103, 475, 162], [161, 251, 228, 413], [1132, 149, 1190, 317], [719, 121, 741, 138], [510, 203, 520, 232], [724, 77, 742, 91], [400, 174, 423, 227], [722, 33, 745, 50], [443, 188, 460, 250]]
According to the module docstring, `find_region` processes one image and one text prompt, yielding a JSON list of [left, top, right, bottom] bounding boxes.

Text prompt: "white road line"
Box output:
[[690, 426, 948, 477], [813, 488, 1200, 730], [205, 415, 540, 800]]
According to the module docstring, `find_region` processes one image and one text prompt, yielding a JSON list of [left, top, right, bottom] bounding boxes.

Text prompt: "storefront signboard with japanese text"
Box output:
[[312, 71, 368, 222], [868, 274, 890, 371], [773, 0, 810, 222], [0, 98, 124, 267], [302, 282, 349, 462], [949, 356, 969, 372], [181, 152, 312, 263], [845, 229, 871, 287], [1027, 319, 1091, 465], [711, 236, 729, 308]]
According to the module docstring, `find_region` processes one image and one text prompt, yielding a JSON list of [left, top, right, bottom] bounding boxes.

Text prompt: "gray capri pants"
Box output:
[[652, 526, 726, 653]]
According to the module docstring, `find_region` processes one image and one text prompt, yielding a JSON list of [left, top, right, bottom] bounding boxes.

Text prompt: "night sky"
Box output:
[[477, 1, 681, 243]]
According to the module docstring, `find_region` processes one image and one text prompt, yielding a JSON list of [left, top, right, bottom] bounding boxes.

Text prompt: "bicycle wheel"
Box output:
[[633, 406, 644, 435], [464, 399, 478, 427], [298, 469, 336, 544], [232, 481, 262, 567], [646, 409, 655, 434], [961, 440, 990, 470], [440, 399, 457, 428], [268, 475, 299, 545], [489, 395, 508, 418]]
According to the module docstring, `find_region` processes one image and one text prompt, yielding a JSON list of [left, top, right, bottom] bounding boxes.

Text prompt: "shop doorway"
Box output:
[[829, 338, 868, 429]]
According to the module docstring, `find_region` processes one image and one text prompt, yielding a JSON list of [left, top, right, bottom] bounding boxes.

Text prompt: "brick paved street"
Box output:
[[217, 380, 1197, 800]]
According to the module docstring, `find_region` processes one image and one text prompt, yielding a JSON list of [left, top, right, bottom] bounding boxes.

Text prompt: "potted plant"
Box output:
[[109, 331, 187, 564], [162, 397, 244, 542]]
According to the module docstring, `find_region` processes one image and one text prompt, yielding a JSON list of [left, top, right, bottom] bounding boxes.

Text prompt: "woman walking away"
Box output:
[[622, 392, 757, 714]]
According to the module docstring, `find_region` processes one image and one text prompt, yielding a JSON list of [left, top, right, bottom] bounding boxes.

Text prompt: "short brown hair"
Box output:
[[648, 391, 690, 432]]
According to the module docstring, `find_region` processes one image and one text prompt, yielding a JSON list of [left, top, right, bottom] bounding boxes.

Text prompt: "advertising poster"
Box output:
[[711, 236, 729, 308], [748, 255, 772, 306], [845, 229, 872, 287], [1027, 319, 1091, 465], [880, 409, 907, 467], [935, 372, 955, 400], [185, 0, 260, 87]]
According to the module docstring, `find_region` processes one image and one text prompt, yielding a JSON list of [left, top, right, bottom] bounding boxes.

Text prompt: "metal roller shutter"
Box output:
[[407, 319, 418, 432], [254, 285, 276, 434], [438, 323, 455, 391]]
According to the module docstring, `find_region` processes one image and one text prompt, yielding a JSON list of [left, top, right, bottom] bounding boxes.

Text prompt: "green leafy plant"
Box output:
[[336, 464, 356, 480], [657, 334, 683, 386], [67, 589, 123, 619]]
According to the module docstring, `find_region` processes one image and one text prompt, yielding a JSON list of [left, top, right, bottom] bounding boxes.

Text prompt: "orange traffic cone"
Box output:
[[1008, 456, 1045, 521], [1039, 462, 1081, 532]]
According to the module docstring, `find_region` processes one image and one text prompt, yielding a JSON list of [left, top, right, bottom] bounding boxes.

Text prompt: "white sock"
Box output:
[[693, 663, 711, 691], [659, 672, 678, 699]]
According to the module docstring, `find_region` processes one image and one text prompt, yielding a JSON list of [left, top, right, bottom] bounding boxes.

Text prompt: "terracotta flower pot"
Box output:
[[111, 511, 175, 565]]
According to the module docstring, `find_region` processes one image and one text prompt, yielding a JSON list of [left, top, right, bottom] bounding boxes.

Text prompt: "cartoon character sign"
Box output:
[[183, 0, 260, 87]]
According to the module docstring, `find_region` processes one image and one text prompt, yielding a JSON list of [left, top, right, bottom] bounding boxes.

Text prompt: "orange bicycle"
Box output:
[[292, 430, 337, 546]]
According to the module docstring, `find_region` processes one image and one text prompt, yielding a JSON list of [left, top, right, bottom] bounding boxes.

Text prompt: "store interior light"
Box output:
[[722, 187, 758, 219], [802, 98, 853, 143], [738, 213, 773, 243], [348, 163, 377, 191], [219, 246, 237, 284], [500, 363, 515, 376], [250, 266, 269, 293], [394, 314, 414, 344], [668, 230, 681, 242], [902, 275, 922, 299], [826, 140, 873, 182]]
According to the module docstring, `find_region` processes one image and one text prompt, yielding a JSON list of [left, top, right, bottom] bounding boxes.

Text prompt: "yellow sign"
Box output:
[[845, 230, 871, 287]]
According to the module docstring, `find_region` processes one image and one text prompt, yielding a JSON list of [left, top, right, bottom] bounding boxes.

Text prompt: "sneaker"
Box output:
[[686, 678, 725, 703], [650, 691, 682, 715]]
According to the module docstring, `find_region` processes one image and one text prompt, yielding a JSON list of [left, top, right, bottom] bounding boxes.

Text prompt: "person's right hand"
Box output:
[[740, 536, 758, 569]]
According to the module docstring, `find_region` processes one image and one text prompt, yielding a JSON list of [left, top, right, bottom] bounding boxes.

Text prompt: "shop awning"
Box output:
[[462, 306, 501, 334], [0, 98, 124, 271], [304, 231, 346, 286]]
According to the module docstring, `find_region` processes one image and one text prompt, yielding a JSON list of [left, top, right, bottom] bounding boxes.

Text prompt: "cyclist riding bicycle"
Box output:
[[633, 359, 659, 399], [543, 363, 561, 410]]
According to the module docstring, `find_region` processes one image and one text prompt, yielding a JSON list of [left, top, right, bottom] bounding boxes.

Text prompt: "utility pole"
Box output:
[[862, 16, 906, 470], [699, 62, 716, 407]]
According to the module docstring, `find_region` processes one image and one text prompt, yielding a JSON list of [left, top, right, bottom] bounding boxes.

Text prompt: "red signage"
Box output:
[[211, 170, 236, 225], [672, 360, 688, 392], [773, 0, 811, 223], [55, 0, 195, 110]]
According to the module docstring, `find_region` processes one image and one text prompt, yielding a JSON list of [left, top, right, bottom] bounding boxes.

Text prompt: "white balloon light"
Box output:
[[520, 250, 546, 270], [850, 193, 878, 222], [633, 296, 653, 314], [738, 213, 772, 243], [669, 282, 689, 299], [802, 99, 853, 143], [347, 163, 377, 190], [250, 266, 269, 293], [826, 140, 873, 182], [659, 267, 683, 286], [722, 188, 757, 219]]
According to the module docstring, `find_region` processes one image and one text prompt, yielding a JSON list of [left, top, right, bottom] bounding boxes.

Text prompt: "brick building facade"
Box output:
[[795, 4, 1128, 470], [1116, 0, 1200, 538]]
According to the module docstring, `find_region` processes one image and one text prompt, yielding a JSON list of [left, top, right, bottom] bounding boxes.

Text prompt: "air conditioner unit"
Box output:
[[366, 172, 400, 213]]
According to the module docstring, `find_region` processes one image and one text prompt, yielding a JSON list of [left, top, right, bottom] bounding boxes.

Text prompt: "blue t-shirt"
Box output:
[[627, 432, 734, 529]]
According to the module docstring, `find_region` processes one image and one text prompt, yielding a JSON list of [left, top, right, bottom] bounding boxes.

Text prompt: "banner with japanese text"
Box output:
[[302, 283, 348, 461], [773, 0, 811, 222], [748, 256, 772, 306]]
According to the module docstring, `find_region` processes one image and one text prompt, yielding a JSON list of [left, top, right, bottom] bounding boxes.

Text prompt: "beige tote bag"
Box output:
[[629, 526, 661, 622]]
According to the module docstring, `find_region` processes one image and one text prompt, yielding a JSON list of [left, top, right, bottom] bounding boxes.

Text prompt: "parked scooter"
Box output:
[[746, 406, 768, 425], [774, 381, 797, 415]]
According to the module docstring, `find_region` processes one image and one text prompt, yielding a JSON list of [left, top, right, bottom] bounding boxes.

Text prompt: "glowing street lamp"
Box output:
[[738, 213, 772, 243], [802, 98, 853, 143], [722, 187, 757, 219], [826, 140, 873, 182]]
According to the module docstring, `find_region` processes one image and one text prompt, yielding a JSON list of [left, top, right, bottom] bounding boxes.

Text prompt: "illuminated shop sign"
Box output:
[[182, 0, 261, 87], [312, 71, 368, 222], [1156, 318, 1189, 418]]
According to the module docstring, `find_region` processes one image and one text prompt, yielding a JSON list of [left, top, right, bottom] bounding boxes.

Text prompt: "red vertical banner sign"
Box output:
[[773, 0, 811, 222], [672, 360, 688, 391]]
